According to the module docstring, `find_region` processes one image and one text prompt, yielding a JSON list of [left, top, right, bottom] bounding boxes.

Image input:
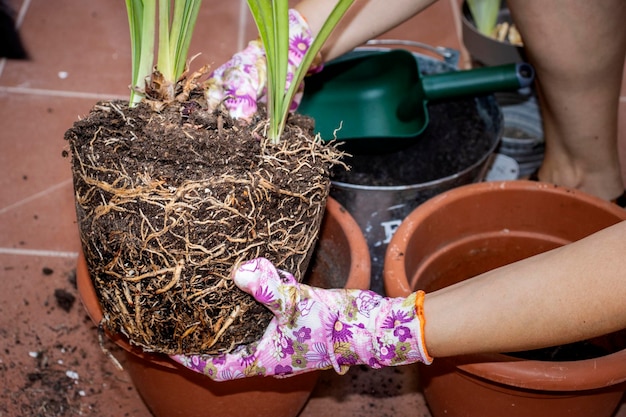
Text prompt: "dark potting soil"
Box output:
[[331, 98, 493, 186], [506, 329, 626, 362]]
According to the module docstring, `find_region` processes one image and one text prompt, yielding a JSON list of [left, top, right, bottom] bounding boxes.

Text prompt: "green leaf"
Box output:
[[157, 0, 172, 81], [467, 0, 500, 36], [126, 0, 154, 106], [281, 0, 354, 137], [170, 0, 202, 80], [125, 0, 202, 106], [125, 0, 142, 88], [247, 0, 354, 143], [267, 0, 289, 141]]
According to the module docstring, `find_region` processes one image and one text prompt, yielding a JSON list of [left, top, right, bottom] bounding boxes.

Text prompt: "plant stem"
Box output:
[[467, 0, 500, 36], [247, 0, 354, 144], [127, 0, 156, 107], [126, 0, 202, 107]]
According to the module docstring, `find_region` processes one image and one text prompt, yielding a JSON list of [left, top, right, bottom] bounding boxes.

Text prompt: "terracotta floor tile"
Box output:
[[1, 0, 243, 96], [0, 254, 151, 417], [0, 181, 79, 252], [622, 61, 626, 97], [1, 0, 131, 95], [0, 93, 91, 208], [190, 1, 248, 71]]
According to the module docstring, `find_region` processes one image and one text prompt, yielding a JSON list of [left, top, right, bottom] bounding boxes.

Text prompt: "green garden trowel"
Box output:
[[298, 49, 534, 145]]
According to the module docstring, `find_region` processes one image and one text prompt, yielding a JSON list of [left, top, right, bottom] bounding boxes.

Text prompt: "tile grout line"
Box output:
[[0, 178, 73, 216], [0, 248, 78, 258], [0, 85, 127, 100], [15, 0, 32, 27]]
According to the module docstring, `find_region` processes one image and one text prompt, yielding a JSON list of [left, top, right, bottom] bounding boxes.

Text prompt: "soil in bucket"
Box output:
[[331, 97, 493, 186], [330, 96, 499, 295]]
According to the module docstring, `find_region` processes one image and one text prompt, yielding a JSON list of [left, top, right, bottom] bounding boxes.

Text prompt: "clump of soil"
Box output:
[[331, 98, 494, 186], [64, 98, 342, 355], [54, 289, 76, 312]]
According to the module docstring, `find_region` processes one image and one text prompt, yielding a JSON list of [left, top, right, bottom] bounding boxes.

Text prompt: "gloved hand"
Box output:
[[205, 9, 322, 120], [172, 258, 432, 381]]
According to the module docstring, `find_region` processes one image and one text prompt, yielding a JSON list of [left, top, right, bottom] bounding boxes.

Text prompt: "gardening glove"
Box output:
[[205, 9, 323, 120], [172, 258, 432, 381]]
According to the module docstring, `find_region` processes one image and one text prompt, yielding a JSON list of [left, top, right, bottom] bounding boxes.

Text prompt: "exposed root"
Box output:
[[98, 321, 123, 371], [65, 100, 343, 355]]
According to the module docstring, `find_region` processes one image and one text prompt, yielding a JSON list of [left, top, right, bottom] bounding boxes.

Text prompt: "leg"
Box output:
[[508, 0, 626, 201]]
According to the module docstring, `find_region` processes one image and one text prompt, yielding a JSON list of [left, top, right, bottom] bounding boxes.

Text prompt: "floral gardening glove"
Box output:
[[205, 9, 323, 120], [172, 258, 432, 381]]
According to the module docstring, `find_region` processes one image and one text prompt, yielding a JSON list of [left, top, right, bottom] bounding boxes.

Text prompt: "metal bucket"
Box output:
[[327, 40, 503, 294]]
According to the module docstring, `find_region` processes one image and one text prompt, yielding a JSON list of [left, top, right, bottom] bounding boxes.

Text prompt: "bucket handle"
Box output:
[[364, 39, 460, 68]]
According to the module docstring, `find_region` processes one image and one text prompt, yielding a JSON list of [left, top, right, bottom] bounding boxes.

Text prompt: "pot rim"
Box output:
[[77, 196, 371, 368], [384, 180, 626, 391], [450, 350, 626, 391]]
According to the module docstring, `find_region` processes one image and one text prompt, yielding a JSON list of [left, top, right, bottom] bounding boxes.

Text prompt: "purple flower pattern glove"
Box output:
[[205, 9, 321, 120], [172, 258, 432, 381]]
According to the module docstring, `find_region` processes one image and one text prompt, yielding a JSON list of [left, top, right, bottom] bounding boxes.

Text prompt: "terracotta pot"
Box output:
[[384, 180, 626, 417], [78, 197, 370, 417]]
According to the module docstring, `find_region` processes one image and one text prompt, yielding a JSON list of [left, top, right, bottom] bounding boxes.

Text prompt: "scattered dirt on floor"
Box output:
[[0, 258, 151, 417]]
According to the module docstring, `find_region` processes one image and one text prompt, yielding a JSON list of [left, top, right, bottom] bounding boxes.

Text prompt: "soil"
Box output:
[[64, 98, 342, 355], [507, 329, 626, 362], [331, 98, 493, 186], [1, 259, 148, 417]]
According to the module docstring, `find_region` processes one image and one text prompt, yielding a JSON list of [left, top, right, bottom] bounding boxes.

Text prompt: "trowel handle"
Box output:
[[420, 62, 535, 101]]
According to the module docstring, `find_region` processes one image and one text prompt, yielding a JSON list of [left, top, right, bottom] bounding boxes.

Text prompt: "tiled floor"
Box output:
[[1, 0, 625, 416]]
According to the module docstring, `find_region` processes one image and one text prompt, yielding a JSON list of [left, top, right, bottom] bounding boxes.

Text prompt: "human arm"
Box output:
[[294, 0, 439, 61], [206, 0, 439, 119], [173, 222, 626, 380], [424, 220, 626, 357]]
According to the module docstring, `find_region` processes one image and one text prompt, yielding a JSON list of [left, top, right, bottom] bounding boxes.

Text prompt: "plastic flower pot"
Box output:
[[461, 0, 525, 67], [77, 197, 370, 417], [384, 180, 626, 417], [495, 92, 544, 177]]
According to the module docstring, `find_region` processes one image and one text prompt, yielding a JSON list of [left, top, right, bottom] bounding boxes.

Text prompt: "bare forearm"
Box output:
[[424, 221, 626, 357], [295, 0, 438, 61]]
